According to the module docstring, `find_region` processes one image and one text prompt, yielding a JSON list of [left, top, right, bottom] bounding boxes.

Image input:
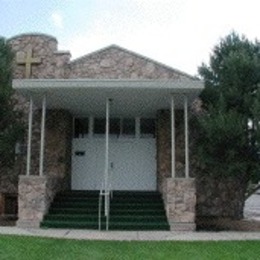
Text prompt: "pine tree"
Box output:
[[195, 32, 260, 215], [0, 37, 24, 168]]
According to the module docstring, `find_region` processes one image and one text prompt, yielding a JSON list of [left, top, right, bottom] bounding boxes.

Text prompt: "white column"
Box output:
[[104, 98, 111, 192], [104, 98, 111, 217], [26, 97, 33, 176], [89, 116, 94, 138], [171, 96, 176, 178], [184, 95, 189, 178], [39, 95, 46, 176]]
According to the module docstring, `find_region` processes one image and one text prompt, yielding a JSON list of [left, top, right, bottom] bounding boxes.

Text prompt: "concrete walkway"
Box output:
[[244, 190, 260, 221], [0, 227, 260, 241]]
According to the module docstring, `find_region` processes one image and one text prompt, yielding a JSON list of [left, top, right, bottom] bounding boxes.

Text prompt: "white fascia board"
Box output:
[[13, 78, 204, 92]]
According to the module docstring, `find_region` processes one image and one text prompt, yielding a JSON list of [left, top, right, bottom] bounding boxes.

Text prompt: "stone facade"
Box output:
[[156, 109, 192, 191], [156, 110, 171, 192], [9, 33, 71, 79], [162, 178, 196, 231], [2, 33, 200, 229], [69, 45, 192, 80], [16, 175, 65, 227], [0, 34, 73, 224], [45, 109, 72, 189], [156, 109, 196, 230]]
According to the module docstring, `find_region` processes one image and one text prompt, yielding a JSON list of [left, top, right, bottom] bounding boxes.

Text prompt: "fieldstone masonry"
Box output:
[[157, 109, 196, 230], [2, 33, 200, 229], [16, 175, 64, 227], [69, 45, 192, 80], [162, 178, 196, 231], [9, 33, 71, 79]]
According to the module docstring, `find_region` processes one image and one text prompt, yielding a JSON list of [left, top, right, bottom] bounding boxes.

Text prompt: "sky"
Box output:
[[0, 0, 260, 76]]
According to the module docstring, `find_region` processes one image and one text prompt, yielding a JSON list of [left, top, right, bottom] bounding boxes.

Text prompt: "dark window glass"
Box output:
[[94, 118, 106, 134], [140, 118, 155, 137], [74, 118, 89, 138], [122, 118, 135, 135], [110, 118, 120, 135]]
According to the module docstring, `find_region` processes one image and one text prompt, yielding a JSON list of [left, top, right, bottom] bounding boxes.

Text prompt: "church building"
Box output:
[[1, 33, 204, 231]]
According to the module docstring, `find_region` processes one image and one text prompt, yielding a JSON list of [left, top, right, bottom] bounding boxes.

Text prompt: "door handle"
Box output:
[[110, 162, 114, 169]]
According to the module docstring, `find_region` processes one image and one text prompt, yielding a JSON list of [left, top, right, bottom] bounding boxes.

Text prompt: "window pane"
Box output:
[[74, 118, 89, 138], [110, 118, 120, 135], [122, 118, 135, 135], [94, 118, 106, 134], [140, 118, 155, 137]]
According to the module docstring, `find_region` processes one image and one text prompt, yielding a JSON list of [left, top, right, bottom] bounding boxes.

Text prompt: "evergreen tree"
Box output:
[[195, 32, 260, 204], [0, 37, 24, 168]]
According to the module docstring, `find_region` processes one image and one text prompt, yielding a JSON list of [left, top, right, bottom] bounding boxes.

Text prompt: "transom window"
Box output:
[[74, 118, 89, 138], [74, 117, 155, 138]]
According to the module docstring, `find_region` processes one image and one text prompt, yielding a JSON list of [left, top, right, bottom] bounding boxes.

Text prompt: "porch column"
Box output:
[[171, 95, 176, 178], [104, 98, 111, 193], [39, 95, 46, 176], [184, 95, 189, 178], [26, 96, 33, 176]]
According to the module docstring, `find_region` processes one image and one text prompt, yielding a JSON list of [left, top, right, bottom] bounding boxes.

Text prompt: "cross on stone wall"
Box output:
[[16, 49, 41, 78]]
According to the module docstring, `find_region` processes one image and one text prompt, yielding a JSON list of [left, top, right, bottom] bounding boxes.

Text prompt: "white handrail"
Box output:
[[98, 179, 112, 231]]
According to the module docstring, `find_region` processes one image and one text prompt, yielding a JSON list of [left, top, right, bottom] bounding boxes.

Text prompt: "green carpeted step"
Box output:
[[41, 220, 99, 229], [48, 208, 166, 216], [41, 220, 169, 231], [41, 190, 170, 231], [44, 214, 167, 223]]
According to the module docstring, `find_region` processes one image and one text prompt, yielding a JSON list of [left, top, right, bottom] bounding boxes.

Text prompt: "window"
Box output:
[[94, 118, 106, 134], [122, 118, 135, 136], [74, 117, 155, 138], [140, 118, 155, 137], [110, 118, 120, 135], [74, 118, 89, 138]]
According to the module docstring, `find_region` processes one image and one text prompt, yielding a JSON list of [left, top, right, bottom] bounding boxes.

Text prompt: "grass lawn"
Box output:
[[0, 235, 259, 260]]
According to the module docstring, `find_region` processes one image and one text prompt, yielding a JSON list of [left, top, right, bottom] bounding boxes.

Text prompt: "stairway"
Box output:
[[41, 190, 170, 231]]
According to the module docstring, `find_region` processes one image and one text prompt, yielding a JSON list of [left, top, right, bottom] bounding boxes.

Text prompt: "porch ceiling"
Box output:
[[13, 78, 204, 117]]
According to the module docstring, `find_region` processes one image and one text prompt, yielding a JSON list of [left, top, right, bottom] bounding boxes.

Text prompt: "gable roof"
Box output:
[[70, 44, 197, 80]]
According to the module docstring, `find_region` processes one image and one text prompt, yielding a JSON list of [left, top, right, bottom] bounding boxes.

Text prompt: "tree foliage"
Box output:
[[196, 32, 260, 183], [0, 37, 24, 168]]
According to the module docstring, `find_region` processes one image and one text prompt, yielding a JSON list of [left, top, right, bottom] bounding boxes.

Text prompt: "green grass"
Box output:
[[0, 235, 259, 260]]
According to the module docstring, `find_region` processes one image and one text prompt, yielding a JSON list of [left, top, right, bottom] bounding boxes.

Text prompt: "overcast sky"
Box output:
[[0, 0, 260, 76]]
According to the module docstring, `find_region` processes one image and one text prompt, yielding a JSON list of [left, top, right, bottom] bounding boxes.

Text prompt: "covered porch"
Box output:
[[13, 78, 203, 230]]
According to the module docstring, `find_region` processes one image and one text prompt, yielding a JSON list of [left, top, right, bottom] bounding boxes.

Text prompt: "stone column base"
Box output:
[[169, 222, 196, 231], [16, 175, 47, 228], [163, 178, 196, 231], [16, 220, 41, 228]]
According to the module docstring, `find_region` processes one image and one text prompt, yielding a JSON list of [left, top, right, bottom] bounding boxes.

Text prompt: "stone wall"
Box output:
[[156, 110, 171, 192], [17, 176, 46, 227], [16, 175, 64, 228], [69, 45, 192, 80], [8, 33, 71, 79], [162, 178, 196, 231], [1, 34, 72, 215], [15, 109, 72, 227], [45, 109, 72, 189], [156, 109, 189, 192]]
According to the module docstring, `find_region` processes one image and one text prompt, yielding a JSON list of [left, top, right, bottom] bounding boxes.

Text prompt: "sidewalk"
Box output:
[[0, 227, 260, 241]]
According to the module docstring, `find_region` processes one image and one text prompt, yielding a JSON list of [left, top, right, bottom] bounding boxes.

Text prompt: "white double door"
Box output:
[[72, 137, 156, 191]]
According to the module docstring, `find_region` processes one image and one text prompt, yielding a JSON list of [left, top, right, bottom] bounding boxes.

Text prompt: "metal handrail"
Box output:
[[98, 180, 112, 231]]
